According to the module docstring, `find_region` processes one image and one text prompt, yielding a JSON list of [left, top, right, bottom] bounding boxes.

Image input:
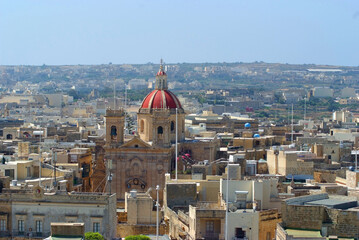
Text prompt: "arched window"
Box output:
[[171, 121, 175, 132], [111, 126, 117, 140], [140, 120, 144, 133], [157, 126, 163, 134]]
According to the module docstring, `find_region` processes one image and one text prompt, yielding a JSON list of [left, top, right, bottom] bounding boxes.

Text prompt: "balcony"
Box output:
[[10, 231, 50, 238], [0, 231, 10, 237]]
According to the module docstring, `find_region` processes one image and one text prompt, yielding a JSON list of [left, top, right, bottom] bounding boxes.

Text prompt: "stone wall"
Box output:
[[179, 139, 220, 162], [346, 170, 359, 188], [282, 193, 359, 239], [166, 183, 197, 209], [326, 208, 359, 238], [281, 204, 327, 230], [164, 206, 189, 240], [117, 212, 127, 223], [117, 223, 167, 238], [258, 209, 281, 240], [314, 170, 336, 183], [257, 162, 268, 174]]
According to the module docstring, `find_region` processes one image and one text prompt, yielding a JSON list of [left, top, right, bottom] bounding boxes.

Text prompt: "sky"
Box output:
[[0, 0, 358, 66]]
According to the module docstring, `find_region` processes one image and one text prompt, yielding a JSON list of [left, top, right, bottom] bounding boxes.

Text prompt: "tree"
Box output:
[[125, 235, 151, 240], [68, 89, 80, 100], [84, 232, 104, 240]]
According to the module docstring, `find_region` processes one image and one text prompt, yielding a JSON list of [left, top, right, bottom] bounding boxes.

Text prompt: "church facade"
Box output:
[[104, 61, 185, 200]]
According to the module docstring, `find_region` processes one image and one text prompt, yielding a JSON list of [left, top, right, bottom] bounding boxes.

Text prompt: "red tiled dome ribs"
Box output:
[[141, 89, 182, 109]]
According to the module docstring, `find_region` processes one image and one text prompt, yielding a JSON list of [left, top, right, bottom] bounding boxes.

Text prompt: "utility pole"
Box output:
[[291, 104, 294, 144], [156, 185, 160, 240], [53, 151, 57, 189], [39, 132, 42, 187], [225, 162, 229, 240]]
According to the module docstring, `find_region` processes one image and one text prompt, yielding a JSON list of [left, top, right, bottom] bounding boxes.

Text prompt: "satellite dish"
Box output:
[[229, 204, 237, 212]]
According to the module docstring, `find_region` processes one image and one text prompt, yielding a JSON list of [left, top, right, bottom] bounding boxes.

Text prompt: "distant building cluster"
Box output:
[[0, 61, 359, 239]]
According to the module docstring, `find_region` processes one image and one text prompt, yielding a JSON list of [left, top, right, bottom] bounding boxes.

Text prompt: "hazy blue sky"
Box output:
[[0, 0, 358, 66]]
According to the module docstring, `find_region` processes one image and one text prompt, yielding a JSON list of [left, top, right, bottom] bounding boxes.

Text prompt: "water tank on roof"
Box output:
[[130, 189, 137, 198], [11, 180, 17, 186], [245, 123, 251, 128], [253, 134, 260, 138]]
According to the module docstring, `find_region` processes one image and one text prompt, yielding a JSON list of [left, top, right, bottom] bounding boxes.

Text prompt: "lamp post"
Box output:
[[156, 185, 160, 240], [225, 162, 229, 240]]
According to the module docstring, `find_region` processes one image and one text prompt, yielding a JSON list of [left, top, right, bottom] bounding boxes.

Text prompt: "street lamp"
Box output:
[[225, 162, 230, 240], [156, 185, 160, 240]]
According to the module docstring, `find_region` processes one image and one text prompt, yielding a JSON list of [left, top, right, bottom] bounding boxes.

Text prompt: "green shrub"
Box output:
[[125, 235, 151, 240], [84, 232, 104, 240]]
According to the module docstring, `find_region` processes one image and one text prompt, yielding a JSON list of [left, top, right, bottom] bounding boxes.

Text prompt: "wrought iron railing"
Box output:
[[9, 231, 51, 238]]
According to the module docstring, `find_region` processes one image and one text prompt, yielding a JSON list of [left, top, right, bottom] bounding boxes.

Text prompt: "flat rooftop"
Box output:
[[285, 228, 322, 238], [305, 199, 357, 210]]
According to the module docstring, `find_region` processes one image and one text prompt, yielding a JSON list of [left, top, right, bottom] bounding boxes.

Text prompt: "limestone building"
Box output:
[[163, 173, 281, 240], [278, 193, 359, 239], [0, 186, 116, 239], [104, 61, 185, 200]]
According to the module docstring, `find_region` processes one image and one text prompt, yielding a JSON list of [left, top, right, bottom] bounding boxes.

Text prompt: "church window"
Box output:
[[93, 222, 100, 232], [140, 120, 144, 133], [111, 126, 117, 140], [18, 220, 24, 233], [0, 219, 6, 231], [157, 126, 163, 134], [171, 121, 175, 132]]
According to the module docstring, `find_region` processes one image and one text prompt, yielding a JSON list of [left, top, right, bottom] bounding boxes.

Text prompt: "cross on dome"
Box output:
[[155, 59, 167, 89]]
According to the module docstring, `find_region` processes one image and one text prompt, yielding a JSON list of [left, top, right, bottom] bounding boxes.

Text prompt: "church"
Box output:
[[104, 61, 185, 200]]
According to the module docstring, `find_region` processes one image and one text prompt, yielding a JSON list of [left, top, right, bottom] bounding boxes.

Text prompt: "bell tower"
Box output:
[[105, 109, 125, 146], [155, 59, 168, 90]]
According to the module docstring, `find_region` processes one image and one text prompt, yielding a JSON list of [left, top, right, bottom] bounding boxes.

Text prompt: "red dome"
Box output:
[[141, 89, 182, 109]]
